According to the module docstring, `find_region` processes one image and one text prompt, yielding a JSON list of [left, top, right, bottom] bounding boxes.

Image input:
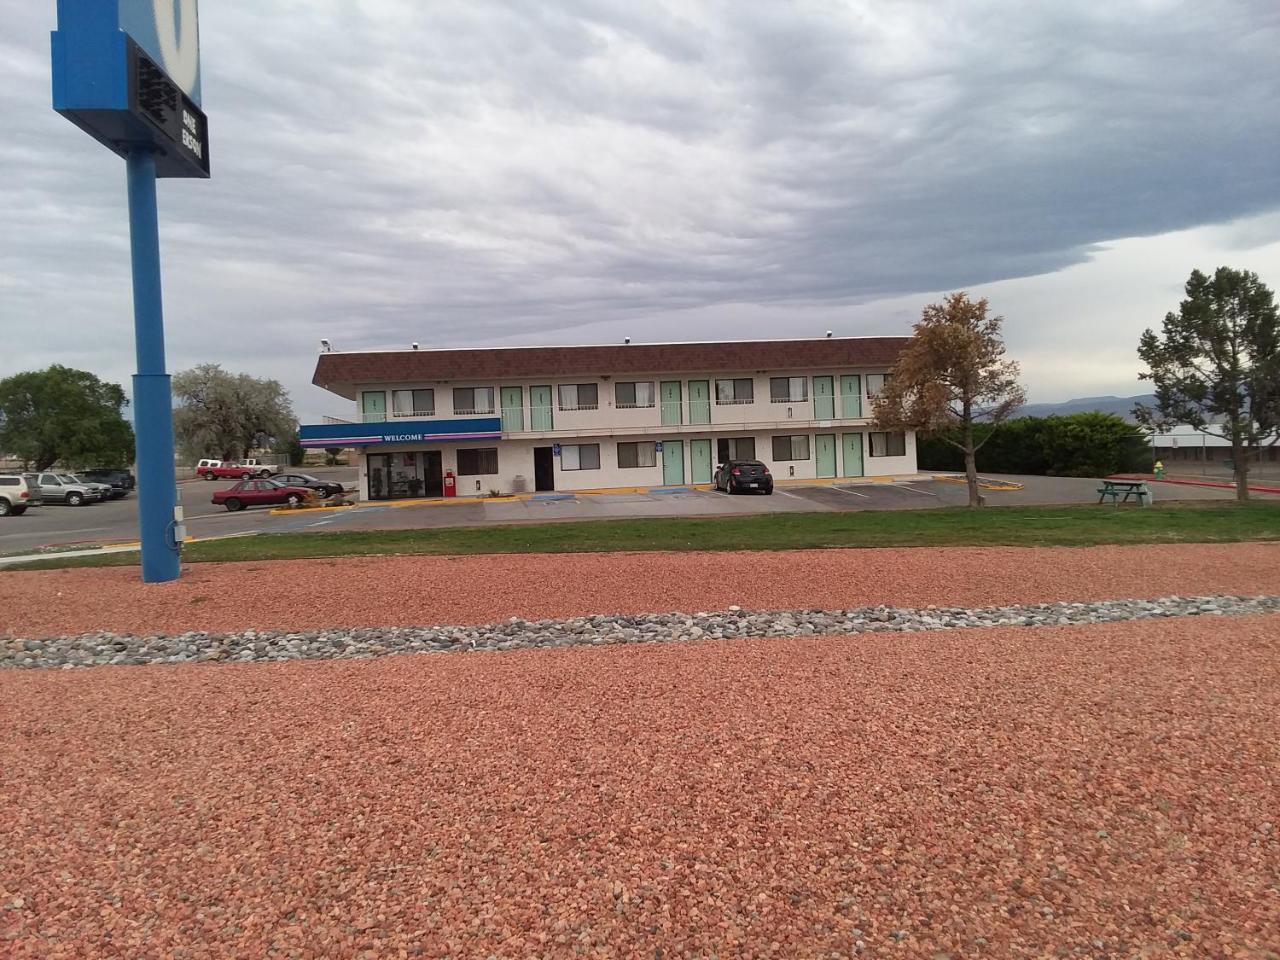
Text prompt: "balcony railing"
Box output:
[[337, 394, 881, 432]]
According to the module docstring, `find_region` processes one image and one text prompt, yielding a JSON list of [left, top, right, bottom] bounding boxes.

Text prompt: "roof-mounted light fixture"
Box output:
[[320, 338, 331, 352]]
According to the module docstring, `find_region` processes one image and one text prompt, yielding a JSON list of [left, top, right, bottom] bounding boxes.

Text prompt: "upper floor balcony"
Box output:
[[325, 390, 883, 440]]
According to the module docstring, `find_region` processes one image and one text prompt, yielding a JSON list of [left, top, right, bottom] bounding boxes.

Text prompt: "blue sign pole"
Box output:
[[126, 147, 181, 583], [53, 0, 210, 583]]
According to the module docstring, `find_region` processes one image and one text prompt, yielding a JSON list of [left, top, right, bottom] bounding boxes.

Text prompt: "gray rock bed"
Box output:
[[4, 594, 1278, 670]]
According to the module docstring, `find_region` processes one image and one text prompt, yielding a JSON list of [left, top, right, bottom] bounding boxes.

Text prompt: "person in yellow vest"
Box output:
[[1154, 460, 1165, 480]]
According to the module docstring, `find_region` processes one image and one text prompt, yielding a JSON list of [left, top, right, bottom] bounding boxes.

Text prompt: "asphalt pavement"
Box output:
[[2, 471, 1271, 556]]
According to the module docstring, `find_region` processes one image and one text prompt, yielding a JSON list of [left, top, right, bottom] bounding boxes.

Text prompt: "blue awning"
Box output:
[[299, 417, 502, 448]]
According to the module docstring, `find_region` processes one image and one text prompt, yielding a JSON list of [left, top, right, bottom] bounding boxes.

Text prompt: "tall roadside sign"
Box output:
[[52, 0, 210, 582]]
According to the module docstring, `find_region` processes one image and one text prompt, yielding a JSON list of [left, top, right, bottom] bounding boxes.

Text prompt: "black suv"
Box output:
[[79, 469, 136, 499], [714, 459, 774, 494]]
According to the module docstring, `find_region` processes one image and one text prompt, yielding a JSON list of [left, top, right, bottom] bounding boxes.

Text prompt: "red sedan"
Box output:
[[212, 479, 313, 512]]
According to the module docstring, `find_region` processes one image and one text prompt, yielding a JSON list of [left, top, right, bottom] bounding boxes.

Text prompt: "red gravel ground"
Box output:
[[3, 542, 1280, 637], [2, 616, 1278, 958]]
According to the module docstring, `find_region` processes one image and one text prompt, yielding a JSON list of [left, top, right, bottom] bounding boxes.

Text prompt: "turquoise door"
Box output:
[[690, 439, 712, 484], [360, 390, 386, 421], [662, 440, 684, 485], [688, 380, 711, 424], [814, 376, 835, 420], [529, 385, 553, 430], [840, 375, 862, 418], [661, 381, 683, 425], [500, 386, 523, 432], [816, 434, 836, 478], [842, 433, 864, 477]]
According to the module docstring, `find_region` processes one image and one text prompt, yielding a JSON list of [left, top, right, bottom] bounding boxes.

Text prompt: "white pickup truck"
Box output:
[[197, 458, 280, 480]]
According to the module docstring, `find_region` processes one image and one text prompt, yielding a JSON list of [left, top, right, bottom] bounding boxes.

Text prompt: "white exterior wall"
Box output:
[[347, 367, 917, 497]]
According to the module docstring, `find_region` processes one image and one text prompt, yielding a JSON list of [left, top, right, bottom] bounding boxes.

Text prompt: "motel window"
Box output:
[[560, 443, 601, 471], [392, 388, 434, 417], [617, 441, 657, 469], [456, 448, 499, 475], [865, 374, 893, 398], [771, 435, 811, 461], [715, 378, 754, 404], [557, 383, 599, 410], [769, 377, 808, 403], [453, 387, 495, 415], [615, 381, 655, 408], [716, 437, 756, 463], [869, 431, 906, 457]]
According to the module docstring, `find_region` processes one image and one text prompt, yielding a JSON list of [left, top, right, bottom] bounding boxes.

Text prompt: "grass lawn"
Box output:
[[7, 502, 1280, 570]]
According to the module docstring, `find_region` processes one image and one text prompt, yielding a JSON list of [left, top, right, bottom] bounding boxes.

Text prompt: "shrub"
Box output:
[[916, 413, 1148, 477]]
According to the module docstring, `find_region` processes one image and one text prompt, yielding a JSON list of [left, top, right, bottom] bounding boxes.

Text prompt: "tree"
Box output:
[[324, 447, 343, 466], [1136, 267, 1280, 501], [873, 292, 1026, 507], [0, 365, 135, 471], [172, 363, 296, 462], [273, 429, 306, 467]]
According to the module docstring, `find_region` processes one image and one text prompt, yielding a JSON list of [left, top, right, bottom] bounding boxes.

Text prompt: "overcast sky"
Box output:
[[3, 0, 1279, 421]]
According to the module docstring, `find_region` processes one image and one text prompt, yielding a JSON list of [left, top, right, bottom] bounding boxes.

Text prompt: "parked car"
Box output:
[[273, 473, 345, 499], [36, 472, 101, 505], [79, 468, 136, 498], [61, 474, 114, 501], [0, 475, 42, 516], [212, 479, 313, 512], [198, 458, 280, 480], [714, 459, 774, 494]]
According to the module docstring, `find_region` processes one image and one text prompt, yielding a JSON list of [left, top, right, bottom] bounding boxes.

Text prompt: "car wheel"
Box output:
[[224, 497, 242, 512], [259, 470, 271, 478], [202, 472, 215, 480], [286, 493, 303, 506], [0, 500, 10, 516], [10, 506, 26, 516], [726, 479, 736, 495], [241, 472, 253, 480], [764, 487, 774, 496], [67, 491, 84, 506]]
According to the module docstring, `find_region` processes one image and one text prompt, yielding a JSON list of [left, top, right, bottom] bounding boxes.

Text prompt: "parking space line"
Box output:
[[773, 488, 805, 499], [898, 484, 939, 497], [831, 486, 871, 498]]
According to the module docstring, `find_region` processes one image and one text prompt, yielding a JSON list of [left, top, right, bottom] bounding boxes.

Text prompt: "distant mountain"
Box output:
[[1016, 395, 1155, 421]]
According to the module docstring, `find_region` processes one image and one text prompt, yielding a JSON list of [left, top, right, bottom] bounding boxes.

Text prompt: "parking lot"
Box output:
[[2, 471, 1272, 557]]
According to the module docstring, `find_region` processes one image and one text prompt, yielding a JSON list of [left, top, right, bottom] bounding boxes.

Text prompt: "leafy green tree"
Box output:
[[172, 364, 296, 462], [273, 429, 306, 467], [1136, 267, 1280, 501], [874, 292, 1026, 507], [324, 447, 343, 466], [0, 365, 135, 471]]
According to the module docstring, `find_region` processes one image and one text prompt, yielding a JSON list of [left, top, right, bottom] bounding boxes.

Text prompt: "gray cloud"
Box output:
[[2, 0, 1279, 419]]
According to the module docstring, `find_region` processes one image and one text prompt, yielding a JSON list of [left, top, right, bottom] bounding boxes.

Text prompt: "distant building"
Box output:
[[300, 337, 916, 500]]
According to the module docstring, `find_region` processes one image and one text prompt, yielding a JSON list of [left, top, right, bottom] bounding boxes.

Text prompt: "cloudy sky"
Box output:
[[3, 0, 1279, 421]]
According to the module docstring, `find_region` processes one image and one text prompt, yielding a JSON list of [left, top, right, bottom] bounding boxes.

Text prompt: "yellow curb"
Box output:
[[267, 503, 359, 516], [932, 475, 1025, 491]]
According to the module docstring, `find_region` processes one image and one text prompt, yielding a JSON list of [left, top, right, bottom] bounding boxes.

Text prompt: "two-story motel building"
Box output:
[[299, 337, 917, 500]]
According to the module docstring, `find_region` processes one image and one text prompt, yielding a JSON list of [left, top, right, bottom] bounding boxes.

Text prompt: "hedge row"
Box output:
[[915, 413, 1150, 478]]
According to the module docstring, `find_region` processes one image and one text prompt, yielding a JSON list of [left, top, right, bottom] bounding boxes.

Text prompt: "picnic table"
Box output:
[[1097, 478, 1153, 506]]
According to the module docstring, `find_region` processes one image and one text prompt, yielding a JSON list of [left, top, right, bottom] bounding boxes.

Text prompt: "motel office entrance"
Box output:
[[368, 451, 443, 500]]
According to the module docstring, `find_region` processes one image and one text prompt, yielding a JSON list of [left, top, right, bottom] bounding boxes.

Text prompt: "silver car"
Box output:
[[37, 472, 101, 506], [62, 474, 114, 501]]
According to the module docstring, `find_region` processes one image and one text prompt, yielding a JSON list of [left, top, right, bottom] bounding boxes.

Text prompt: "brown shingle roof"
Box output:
[[312, 337, 911, 398]]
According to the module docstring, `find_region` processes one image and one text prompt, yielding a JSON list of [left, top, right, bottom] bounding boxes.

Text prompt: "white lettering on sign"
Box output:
[[181, 127, 202, 158], [183, 109, 198, 133]]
